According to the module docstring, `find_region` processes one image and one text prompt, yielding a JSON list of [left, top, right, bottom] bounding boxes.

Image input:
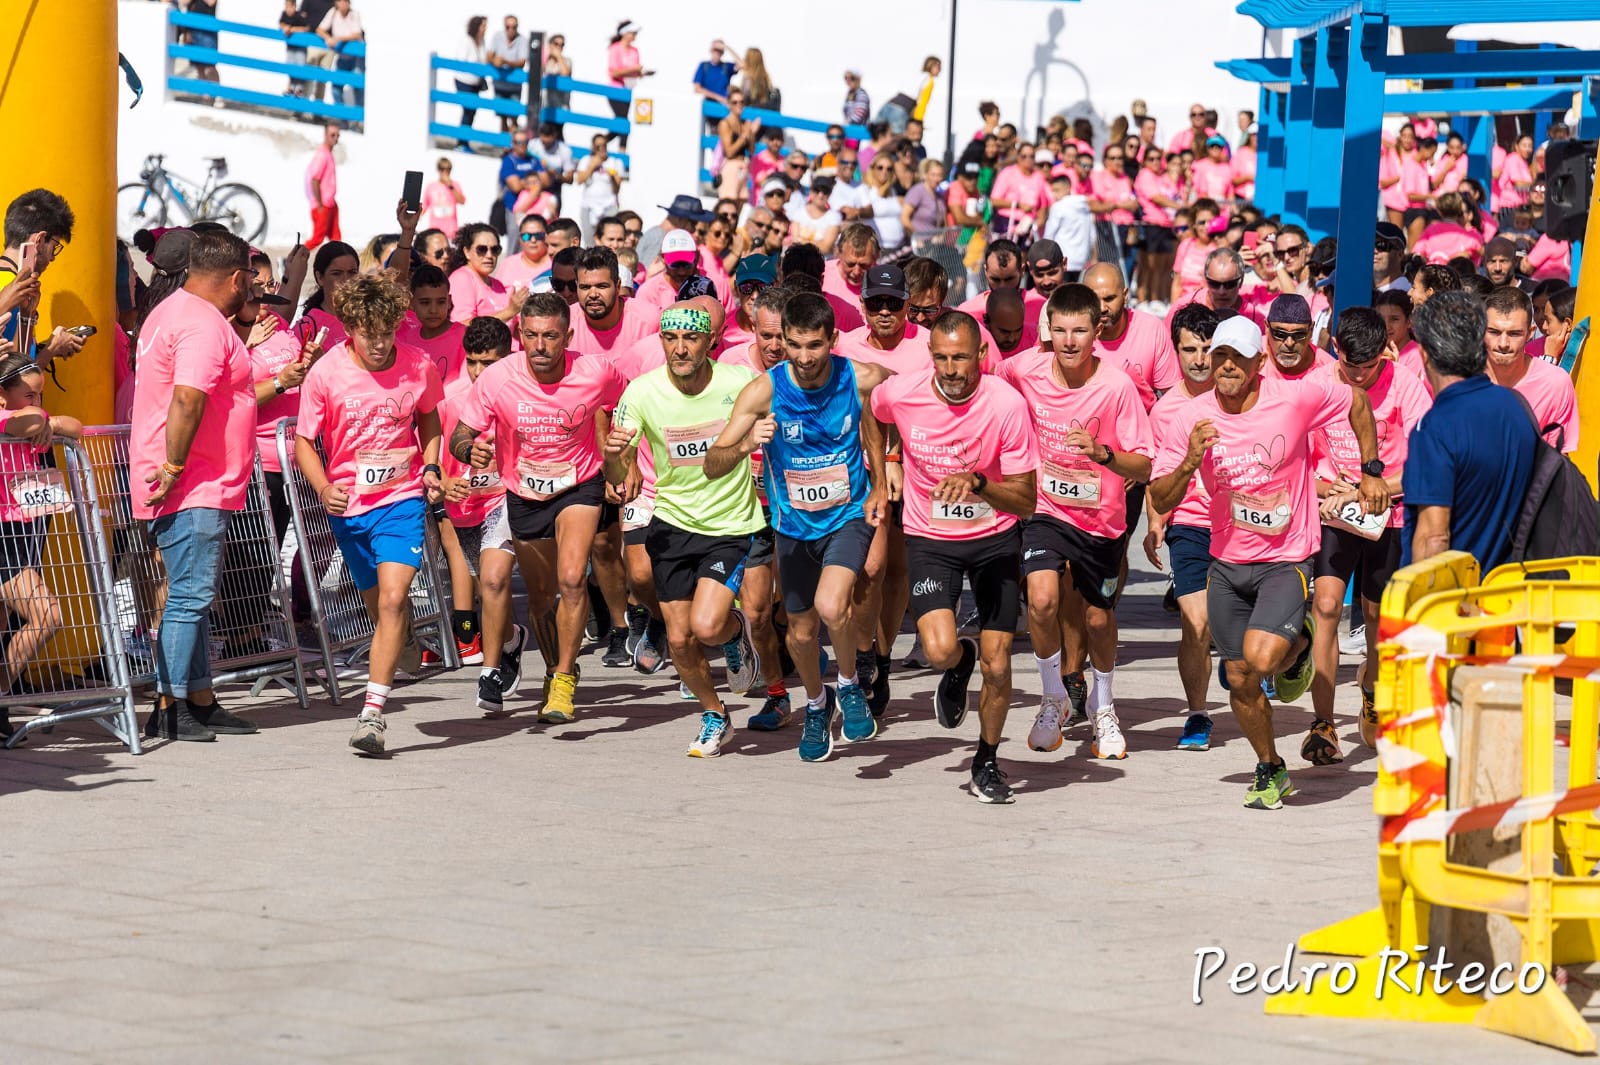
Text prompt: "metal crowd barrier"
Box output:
[[274, 419, 459, 706], [2, 440, 141, 751], [167, 9, 366, 126], [76, 427, 311, 712], [428, 56, 631, 164]]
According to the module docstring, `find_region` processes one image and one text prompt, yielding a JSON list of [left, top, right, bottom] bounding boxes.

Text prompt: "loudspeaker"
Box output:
[[1544, 139, 1596, 242]]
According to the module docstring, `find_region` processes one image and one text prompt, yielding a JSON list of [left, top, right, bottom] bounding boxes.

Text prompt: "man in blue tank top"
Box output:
[[706, 292, 890, 762]]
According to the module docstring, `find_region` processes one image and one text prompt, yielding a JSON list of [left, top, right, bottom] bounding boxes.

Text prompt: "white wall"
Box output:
[[118, 0, 1263, 248]]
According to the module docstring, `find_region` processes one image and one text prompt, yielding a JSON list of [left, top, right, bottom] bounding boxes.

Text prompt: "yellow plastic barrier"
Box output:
[[1267, 551, 1600, 1053]]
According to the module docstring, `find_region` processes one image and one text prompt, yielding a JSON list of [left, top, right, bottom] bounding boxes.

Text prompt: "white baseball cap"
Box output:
[[661, 229, 698, 265], [1208, 316, 1264, 359]]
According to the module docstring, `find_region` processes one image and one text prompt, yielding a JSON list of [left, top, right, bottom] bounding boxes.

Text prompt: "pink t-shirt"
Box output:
[[1089, 169, 1136, 225], [0, 412, 57, 524], [306, 145, 337, 206], [1498, 152, 1533, 210], [1134, 169, 1179, 228], [1167, 127, 1219, 155], [1433, 153, 1467, 194], [1309, 361, 1431, 528], [1190, 158, 1234, 202], [569, 299, 659, 357], [249, 329, 306, 473], [296, 306, 347, 350], [990, 165, 1052, 229], [1231, 146, 1256, 201], [114, 328, 135, 424], [295, 341, 445, 518], [1096, 309, 1178, 412], [448, 266, 511, 322], [1400, 155, 1432, 206], [1171, 238, 1211, 301], [1263, 345, 1336, 381], [494, 252, 551, 291], [458, 349, 626, 502], [421, 180, 461, 240], [957, 290, 1044, 353], [821, 259, 862, 305], [1414, 221, 1484, 265], [1508, 356, 1579, 453], [130, 289, 257, 520], [396, 315, 467, 389], [607, 41, 640, 88], [437, 381, 501, 528], [869, 370, 1039, 542], [1148, 383, 1214, 528], [1379, 145, 1408, 213], [1525, 234, 1571, 282], [998, 351, 1151, 539], [1163, 289, 1267, 334], [1151, 373, 1353, 564], [837, 323, 933, 377]]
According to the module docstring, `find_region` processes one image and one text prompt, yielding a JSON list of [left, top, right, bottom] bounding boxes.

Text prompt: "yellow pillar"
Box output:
[[1572, 152, 1600, 493], [0, 0, 117, 425]]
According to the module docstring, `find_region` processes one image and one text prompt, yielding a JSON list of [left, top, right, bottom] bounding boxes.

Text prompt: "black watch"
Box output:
[[1360, 459, 1386, 478], [1094, 445, 1115, 467], [422, 463, 443, 479], [970, 470, 988, 494]]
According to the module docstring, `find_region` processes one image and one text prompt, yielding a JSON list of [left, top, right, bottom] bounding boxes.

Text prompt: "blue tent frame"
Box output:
[[1221, 0, 1600, 319]]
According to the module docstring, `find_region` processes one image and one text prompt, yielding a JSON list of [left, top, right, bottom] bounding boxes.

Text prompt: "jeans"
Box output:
[[454, 78, 483, 130], [336, 54, 365, 110], [150, 507, 232, 699]]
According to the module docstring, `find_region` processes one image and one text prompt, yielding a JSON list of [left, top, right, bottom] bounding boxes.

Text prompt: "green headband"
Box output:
[[659, 307, 711, 333]]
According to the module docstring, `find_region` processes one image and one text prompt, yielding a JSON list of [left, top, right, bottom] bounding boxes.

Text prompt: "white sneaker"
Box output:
[[1027, 696, 1066, 752], [686, 710, 732, 758], [1339, 625, 1367, 657], [678, 681, 699, 701], [1091, 705, 1128, 759], [722, 609, 760, 695]]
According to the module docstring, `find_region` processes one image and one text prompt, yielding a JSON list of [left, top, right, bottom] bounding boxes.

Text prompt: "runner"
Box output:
[[450, 292, 627, 723], [434, 316, 512, 669], [999, 285, 1152, 761], [294, 274, 447, 757], [1306, 307, 1430, 761], [1144, 305, 1221, 750], [1261, 295, 1333, 381], [397, 264, 467, 387], [1482, 285, 1578, 453], [603, 303, 763, 758], [868, 311, 1039, 803], [1148, 316, 1388, 809], [566, 248, 658, 357]]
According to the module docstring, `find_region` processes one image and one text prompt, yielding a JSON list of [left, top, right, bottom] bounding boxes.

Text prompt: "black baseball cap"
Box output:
[[862, 264, 908, 300]]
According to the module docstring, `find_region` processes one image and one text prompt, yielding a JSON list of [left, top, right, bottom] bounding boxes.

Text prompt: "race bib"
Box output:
[[621, 500, 653, 532], [664, 420, 723, 468], [12, 470, 71, 519], [1326, 499, 1390, 541], [517, 459, 576, 501], [353, 447, 416, 495], [1041, 460, 1101, 508], [930, 497, 994, 528], [467, 467, 502, 493], [1230, 487, 1291, 535], [785, 463, 851, 513]]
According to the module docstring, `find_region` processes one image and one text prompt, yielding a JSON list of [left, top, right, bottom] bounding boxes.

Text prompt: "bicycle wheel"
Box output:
[[200, 183, 268, 244], [116, 182, 168, 240]]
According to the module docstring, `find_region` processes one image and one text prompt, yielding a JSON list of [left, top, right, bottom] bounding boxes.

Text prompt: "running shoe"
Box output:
[[421, 647, 443, 668], [477, 670, 506, 715], [634, 618, 668, 674], [1217, 660, 1231, 692], [1301, 718, 1343, 765], [777, 631, 796, 680], [187, 700, 257, 735], [1176, 713, 1213, 751], [1339, 624, 1367, 657], [854, 650, 877, 693], [1273, 616, 1316, 704], [839, 681, 876, 742], [722, 609, 760, 695], [396, 631, 422, 676], [678, 681, 698, 701], [798, 689, 836, 762], [934, 637, 978, 729], [1162, 581, 1178, 613], [686, 710, 732, 758], [969, 760, 1014, 804], [1027, 696, 1066, 753], [540, 671, 578, 723], [1244, 760, 1294, 810], [601, 628, 631, 667], [456, 632, 484, 666], [747, 692, 793, 731], [1359, 687, 1378, 747], [349, 712, 387, 757], [500, 623, 528, 695], [868, 654, 891, 717], [625, 604, 649, 657], [1261, 675, 1278, 699], [540, 663, 580, 704], [902, 637, 930, 669], [1064, 671, 1089, 727], [1091, 705, 1128, 759], [585, 582, 608, 641]]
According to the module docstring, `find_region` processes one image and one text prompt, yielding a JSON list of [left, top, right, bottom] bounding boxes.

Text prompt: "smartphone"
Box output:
[[17, 242, 36, 276], [402, 171, 424, 212], [302, 326, 328, 362], [1243, 232, 1259, 252], [66, 325, 97, 338]]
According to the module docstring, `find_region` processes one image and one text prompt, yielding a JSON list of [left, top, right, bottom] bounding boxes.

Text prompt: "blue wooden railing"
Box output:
[[167, 10, 364, 125], [428, 56, 630, 164], [699, 100, 869, 187]]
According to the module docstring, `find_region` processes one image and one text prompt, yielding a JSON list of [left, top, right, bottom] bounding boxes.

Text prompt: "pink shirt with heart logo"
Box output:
[[1308, 360, 1432, 528], [295, 340, 445, 518]]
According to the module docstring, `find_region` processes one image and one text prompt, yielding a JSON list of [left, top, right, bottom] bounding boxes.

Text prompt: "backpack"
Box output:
[[1509, 421, 1600, 563]]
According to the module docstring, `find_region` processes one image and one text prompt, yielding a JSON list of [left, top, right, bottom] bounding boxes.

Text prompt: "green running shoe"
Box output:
[[1244, 760, 1294, 810], [1272, 615, 1316, 704]]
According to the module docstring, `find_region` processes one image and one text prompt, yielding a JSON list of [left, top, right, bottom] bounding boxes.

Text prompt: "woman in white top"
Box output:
[[454, 16, 488, 137], [857, 154, 906, 252], [543, 34, 572, 123], [577, 133, 625, 238]]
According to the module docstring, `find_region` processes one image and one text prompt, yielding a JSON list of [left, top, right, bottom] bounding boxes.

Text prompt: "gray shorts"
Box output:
[[774, 518, 873, 616], [450, 502, 514, 577], [1206, 558, 1312, 662]]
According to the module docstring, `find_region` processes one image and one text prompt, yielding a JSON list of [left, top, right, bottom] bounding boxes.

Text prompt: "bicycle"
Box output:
[[116, 155, 268, 244]]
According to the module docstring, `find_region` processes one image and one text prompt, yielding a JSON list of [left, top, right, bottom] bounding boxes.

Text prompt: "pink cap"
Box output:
[[661, 230, 698, 265]]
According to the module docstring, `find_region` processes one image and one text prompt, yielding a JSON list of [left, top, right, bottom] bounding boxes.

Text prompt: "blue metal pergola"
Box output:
[[1221, 0, 1600, 318]]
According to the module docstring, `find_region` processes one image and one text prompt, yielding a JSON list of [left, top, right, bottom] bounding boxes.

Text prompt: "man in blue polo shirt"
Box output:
[[497, 129, 543, 235], [692, 39, 739, 106], [1402, 290, 1536, 570]]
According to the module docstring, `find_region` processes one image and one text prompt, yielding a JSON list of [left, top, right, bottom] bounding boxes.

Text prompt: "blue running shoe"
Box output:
[[1261, 674, 1279, 700], [1177, 713, 1213, 751], [747, 692, 792, 731], [838, 681, 876, 742], [798, 688, 836, 762]]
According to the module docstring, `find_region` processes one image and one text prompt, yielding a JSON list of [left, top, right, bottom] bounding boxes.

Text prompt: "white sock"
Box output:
[[807, 690, 828, 709], [1092, 668, 1114, 711], [361, 682, 390, 719], [1037, 653, 1065, 698], [480, 666, 497, 680], [837, 671, 857, 687]]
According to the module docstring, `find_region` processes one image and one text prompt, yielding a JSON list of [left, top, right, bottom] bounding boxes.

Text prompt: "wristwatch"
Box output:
[[970, 470, 988, 494], [1095, 445, 1116, 467], [422, 463, 443, 479], [1360, 458, 1386, 478]]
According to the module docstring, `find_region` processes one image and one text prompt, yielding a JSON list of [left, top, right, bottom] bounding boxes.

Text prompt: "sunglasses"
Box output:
[[1277, 243, 1306, 256], [520, 232, 546, 243], [864, 296, 905, 314], [1105, 154, 1124, 161], [551, 277, 577, 292], [1205, 276, 1242, 290], [787, 162, 807, 170], [472, 244, 502, 255], [1173, 225, 1191, 235], [908, 303, 942, 319], [737, 280, 768, 296], [1269, 326, 1310, 342], [1190, 110, 1206, 118], [624, 227, 643, 237]]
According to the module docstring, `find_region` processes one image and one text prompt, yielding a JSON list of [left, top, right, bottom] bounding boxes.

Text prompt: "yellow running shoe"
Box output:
[[539, 671, 578, 723]]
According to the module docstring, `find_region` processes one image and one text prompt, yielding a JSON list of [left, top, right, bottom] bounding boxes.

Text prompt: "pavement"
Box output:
[[2, 550, 1596, 1064]]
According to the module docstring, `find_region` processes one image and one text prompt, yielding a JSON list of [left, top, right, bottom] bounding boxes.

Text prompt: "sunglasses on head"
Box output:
[[864, 296, 905, 313], [551, 277, 577, 292], [1205, 276, 1242, 290]]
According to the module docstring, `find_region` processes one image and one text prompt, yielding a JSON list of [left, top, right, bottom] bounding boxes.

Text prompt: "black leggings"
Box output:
[[609, 98, 630, 150]]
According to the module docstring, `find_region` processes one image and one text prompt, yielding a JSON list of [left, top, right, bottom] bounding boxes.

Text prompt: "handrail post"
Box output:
[[526, 30, 544, 133]]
